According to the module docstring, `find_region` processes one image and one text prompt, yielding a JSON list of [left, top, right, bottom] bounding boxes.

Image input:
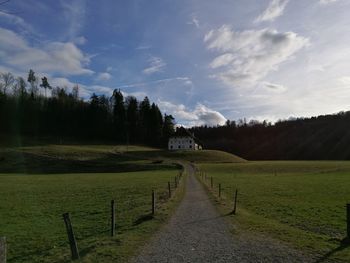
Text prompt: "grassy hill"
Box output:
[[0, 145, 244, 174]]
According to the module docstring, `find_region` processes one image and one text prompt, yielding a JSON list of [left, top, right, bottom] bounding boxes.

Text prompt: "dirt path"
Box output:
[[132, 164, 315, 263]]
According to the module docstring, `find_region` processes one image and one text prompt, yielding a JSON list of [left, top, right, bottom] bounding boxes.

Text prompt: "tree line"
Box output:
[[0, 70, 175, 146], [190, 112, 350, 160]]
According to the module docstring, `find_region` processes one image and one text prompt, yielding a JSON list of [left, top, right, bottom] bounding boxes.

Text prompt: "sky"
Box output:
[[1, 0, 350, 126]]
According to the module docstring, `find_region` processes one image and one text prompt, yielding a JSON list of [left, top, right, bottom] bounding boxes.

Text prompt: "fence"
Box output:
[[1, 170, 185, 262], [196, 168, 350, 245]]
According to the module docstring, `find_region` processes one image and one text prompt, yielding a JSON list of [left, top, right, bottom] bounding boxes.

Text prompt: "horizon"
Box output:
[[1, 0, 350, 127]]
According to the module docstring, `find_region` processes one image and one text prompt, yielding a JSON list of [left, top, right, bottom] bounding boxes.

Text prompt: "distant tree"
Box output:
[[15, 77, 27, 97], [0, 72, 15, 94], [112, 89, 126, 142], [162, 114, 175, 144], [27, 69, 38, 97], [139, 96, 151, 141], [149, 103, 163, 145], [125, 96, 138, 143], [72, 84, 79, 100], [40, 76, 52, 98]]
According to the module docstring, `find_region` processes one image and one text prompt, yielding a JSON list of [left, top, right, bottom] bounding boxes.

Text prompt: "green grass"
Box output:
[[198, 161, 350, 261], [0, 144, 242, 262], [0, 170, 184, 262], [0, 145, 177, 174], [0, 144, 188, 262], [128, 149, 246, 163]]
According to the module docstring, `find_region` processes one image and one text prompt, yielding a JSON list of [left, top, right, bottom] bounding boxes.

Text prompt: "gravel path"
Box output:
[[132, 164, 322, 263]]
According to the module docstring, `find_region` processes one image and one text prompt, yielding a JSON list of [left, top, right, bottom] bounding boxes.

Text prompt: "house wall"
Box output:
[[168, 136, 198, 150]]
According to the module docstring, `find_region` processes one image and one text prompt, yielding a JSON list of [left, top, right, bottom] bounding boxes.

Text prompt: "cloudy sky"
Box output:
[[1, 0, 350, 126]]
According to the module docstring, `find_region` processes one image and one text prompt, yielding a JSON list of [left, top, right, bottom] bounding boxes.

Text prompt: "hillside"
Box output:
[[0, 145, 244, 174], [190, 111, 350, 160]]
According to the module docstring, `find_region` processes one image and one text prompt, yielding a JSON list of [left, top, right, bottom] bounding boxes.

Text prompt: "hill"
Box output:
[[0, 145, 244, 174]]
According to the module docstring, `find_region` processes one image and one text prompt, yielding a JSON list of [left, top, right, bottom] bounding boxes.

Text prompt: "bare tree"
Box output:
[[14, 77, 27, 97], [72, 84, 79, 100], [0, 72, 15, 94]]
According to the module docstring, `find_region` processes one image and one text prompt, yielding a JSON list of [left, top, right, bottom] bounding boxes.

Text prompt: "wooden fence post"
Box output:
[[347, 204, 350, 240], [168, 182, 171, 198], [111, 200, 115, 237], [0, 237, 6, 263], [219, 184, 221, 197], [232, 189, 238, 215], [211, 177, 213, 189], [152, 190, 156, 215], [62, 213, 80, 260]]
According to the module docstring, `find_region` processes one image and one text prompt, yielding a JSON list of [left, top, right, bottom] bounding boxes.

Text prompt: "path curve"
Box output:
[[132, 164, 313, 263]]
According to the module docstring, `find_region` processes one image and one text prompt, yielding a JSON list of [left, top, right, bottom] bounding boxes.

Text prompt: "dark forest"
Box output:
[[190, 112, 350, 160], [0, 70, 175, 146]]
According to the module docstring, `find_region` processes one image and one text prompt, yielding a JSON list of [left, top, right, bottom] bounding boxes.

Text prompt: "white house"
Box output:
[[168, 128, 203, 151]]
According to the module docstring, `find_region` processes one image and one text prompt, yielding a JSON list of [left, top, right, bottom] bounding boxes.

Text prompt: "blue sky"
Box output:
[[1, 0, 350, 126]]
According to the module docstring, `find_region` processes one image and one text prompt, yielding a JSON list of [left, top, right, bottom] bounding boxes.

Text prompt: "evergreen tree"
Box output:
[[112, 89, 126, 142], [40, 76, 52, 98], [125, 96, 138, 143], [27, 69, 38, 97]]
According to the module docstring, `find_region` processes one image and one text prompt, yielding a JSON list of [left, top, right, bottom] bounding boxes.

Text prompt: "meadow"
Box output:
[[0, 145, 184, 262], [198, 161, 350, 261], [0, 144, 239, 262]]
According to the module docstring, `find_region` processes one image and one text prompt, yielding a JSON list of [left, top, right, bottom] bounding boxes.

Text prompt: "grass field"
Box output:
[[198, 161, 350, 261], [0, 144, 185, 262]]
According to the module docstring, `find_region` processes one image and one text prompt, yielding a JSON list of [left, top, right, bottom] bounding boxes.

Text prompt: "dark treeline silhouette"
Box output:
[[0, 70, 175, 146], [190, 112, 350, 160]]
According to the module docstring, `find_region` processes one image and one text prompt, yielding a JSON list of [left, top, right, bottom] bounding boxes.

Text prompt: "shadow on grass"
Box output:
[[0, 151, 178, 174], [314, 238, 350, 263], [132, 214, 154, 226]]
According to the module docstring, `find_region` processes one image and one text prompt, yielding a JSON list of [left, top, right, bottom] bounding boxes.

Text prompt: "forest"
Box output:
[[0, 70, 175, 146], [190, 112, 350, 160]]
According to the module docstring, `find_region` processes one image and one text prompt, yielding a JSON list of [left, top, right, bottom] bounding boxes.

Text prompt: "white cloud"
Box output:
[[204, 25, 309, 87], [338, 76, 350, 85], [319, 0, 338, 5], [0, 27, 93, 75], [0, 12, 33, 33], [255, 0, 289, 23], [72, 36, 87, 45], [158, 100, 227, 127], [187, 14, 200, 28], [96, 72, 112, 81], [262, 82, 287, 93], [143, 56, 166, 75], [115, 77, 191, 89], [61, 0, 87, 40]]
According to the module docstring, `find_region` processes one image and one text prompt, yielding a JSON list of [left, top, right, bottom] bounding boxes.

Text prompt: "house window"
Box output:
[[178, 145, 181, 149], [189, 140, 192, 144], [170, 145, 173, 149]]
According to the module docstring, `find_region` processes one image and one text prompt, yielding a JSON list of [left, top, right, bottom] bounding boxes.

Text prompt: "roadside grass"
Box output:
[[0, 170, 186, 262], [197, 161, 350, 262]]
